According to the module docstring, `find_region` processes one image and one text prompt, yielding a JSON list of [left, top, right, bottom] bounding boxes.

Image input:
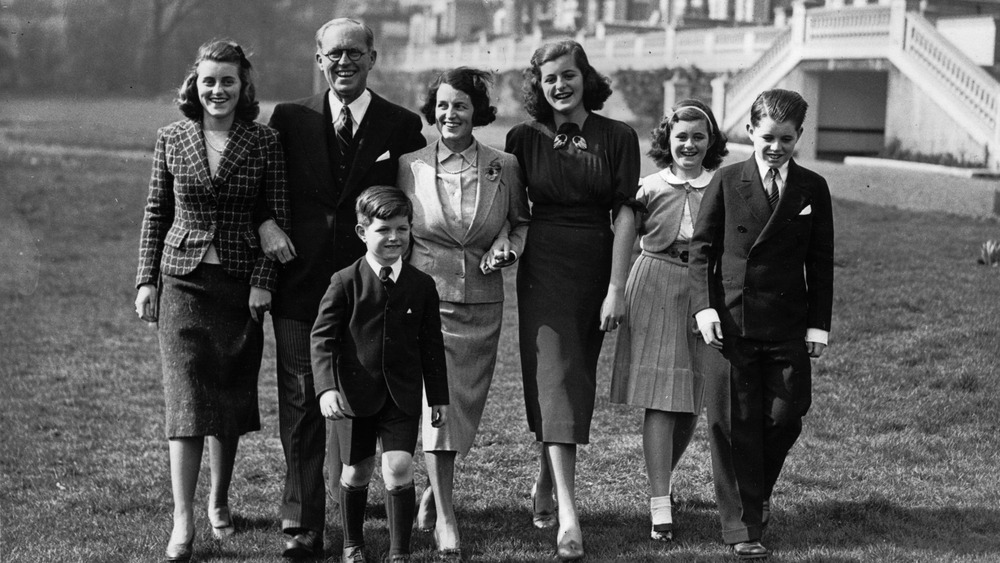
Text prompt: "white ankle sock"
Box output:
[[650, 495, 672, 526]]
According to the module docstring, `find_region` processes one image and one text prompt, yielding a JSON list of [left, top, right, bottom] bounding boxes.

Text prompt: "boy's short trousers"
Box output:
[[334, 399, 420, 465]]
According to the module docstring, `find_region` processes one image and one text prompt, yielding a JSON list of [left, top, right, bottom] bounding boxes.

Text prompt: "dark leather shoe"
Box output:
[[342, 545, 366, 563], [164, 535, 194, 562], [283, 530, 323, 559], [732, 540, 768, 560]]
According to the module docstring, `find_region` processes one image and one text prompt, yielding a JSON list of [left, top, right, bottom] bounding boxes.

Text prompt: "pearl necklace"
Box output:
[[204, 131, 229, 154]]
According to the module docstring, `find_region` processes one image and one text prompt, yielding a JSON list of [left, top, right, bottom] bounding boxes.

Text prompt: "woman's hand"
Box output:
[[480, 237, 514, 274], [599, 287, 626, 332], [248, 287, 272, 323], [135, 284, 158, 324]]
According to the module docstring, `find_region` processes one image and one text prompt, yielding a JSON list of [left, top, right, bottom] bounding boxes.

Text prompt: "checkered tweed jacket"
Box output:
[[136, 118, 289, 291]]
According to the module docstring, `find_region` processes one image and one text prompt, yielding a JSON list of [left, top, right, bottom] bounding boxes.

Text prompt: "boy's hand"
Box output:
[[695, 310, 724, 349], [807, 341, 827, 358], [430, 405, 448, 428], [319, 390, 348, 420]]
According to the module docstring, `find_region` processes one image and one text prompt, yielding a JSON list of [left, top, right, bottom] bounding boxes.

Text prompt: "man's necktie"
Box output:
[[766, 168, 780, 211], [379, 266, 394, 290], [336, 105, 353, 157]]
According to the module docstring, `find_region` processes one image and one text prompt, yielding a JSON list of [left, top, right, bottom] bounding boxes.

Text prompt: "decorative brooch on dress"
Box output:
[[485, 159, 501, 182], [553, 134, 588, 151]]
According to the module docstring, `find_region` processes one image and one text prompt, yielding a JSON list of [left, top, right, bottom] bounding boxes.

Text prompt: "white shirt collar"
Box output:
[[436, 139, 478, 166], [365, 253, 401, 282], [658, 167, 714, 188], [328, 89, 372, 130], [754, 156, 790, 190]]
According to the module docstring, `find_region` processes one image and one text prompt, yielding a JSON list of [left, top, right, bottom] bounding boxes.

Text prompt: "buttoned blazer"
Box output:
[[689, 157, 834, 341], [398, 141, 530, 304], [268, 90, 426, 321], [310, 258, 449, 417], [136, 118, 289, 291]]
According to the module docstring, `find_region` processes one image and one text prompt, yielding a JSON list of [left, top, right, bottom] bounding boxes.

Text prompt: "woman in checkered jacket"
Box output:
[[133, 40, 289, 561]]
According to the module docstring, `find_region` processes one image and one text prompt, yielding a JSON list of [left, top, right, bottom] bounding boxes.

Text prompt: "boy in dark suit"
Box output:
[[311, 186, 449, 563], [689, 89, 834, 560]]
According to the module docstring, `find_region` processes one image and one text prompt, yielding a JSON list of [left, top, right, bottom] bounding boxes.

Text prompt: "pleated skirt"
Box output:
[[422, 301, 503, 455], [610, 252, 705, 413], [158, 264, 263, 438]]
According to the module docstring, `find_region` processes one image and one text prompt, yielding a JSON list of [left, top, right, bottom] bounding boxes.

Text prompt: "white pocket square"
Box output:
[[799, 205, 812, 215], [375, 151, 391, 162]]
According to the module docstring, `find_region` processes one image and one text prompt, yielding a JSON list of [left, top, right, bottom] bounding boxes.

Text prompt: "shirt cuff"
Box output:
[[694, 308, 720, 325], [806, 328, 829, 345]]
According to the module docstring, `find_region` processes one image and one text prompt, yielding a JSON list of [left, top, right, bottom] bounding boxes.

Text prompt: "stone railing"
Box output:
[[902, 11, 999, 135], [396, 25, 779, 74]]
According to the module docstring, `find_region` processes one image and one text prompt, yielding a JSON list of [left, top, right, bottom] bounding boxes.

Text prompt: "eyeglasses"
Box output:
[[322, 49, 367, 63]]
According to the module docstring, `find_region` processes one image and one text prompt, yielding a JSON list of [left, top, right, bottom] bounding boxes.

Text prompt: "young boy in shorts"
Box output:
[[311, 185, 449, 563]]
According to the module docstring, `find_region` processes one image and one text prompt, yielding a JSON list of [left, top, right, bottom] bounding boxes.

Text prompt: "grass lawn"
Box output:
[[2, 98, 1000, 562]]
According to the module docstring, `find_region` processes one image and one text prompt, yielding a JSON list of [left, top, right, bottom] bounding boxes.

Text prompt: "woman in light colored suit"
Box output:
[[397, 67, 529, 559], [134, 40, 288, 561]]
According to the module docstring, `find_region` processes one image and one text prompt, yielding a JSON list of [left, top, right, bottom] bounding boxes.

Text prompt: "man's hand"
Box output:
[[259, 219, 296, 264]]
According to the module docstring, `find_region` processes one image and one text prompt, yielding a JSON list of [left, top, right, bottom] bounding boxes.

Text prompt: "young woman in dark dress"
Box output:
[[134, 40, 288, 561], [504, 39, 640, 561]]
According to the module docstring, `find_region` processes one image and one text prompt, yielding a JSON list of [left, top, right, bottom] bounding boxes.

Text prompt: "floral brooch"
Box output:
[[485, 159, 501, 182]]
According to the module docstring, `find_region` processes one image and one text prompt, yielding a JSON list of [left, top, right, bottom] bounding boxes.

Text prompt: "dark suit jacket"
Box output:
[[310, 258, 449, 418], [267, 90, 426, 321], [689, 157, 834, 341], [136, 118, 289, 291]]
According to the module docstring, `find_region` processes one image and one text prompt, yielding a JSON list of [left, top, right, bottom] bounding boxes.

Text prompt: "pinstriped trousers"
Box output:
[[273, 317, 328, 533]]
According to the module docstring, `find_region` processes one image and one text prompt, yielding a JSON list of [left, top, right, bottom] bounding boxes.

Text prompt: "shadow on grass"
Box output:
[[776, 497, 1000, 557]]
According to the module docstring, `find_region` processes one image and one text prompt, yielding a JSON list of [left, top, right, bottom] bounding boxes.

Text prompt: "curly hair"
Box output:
[[177, 40, 259, 122], [520, 40, 612, 122], [647, 99, 729, 171], [419, 67, 498, 127]]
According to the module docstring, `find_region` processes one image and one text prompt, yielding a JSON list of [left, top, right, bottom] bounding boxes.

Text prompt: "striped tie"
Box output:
[[336, 105, 353, 157], [766, 168, 780, 211], [379, 266, 394, 290]]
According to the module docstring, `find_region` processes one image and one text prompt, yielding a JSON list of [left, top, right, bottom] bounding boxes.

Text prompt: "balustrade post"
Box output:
[[711, 75, 728, 132], [791, 0, 807, 47], [889, 0, 907, 47]]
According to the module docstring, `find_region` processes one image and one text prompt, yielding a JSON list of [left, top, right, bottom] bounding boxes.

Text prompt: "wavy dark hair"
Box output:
[[177, 40, 259, 122], [648, 99, 729, 171], [750, 88, 808, 130], [520, 39, 612, 122], [419, 67, 497, 127]]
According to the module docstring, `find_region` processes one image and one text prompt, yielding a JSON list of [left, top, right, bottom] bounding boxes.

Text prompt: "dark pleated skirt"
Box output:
[[158, 264, 262, 438], [610, 252, 705, 413], [517, 220, 612, 445]]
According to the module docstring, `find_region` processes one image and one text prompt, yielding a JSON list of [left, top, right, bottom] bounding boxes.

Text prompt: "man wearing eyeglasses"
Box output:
[[258, 17, 425, 560]]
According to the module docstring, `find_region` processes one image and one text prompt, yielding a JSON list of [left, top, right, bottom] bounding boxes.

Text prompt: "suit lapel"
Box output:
[[411, 144, 462, 245], [180, 120, 215, 196], [734, 157, 771, 226], [341, 92, 391, 206], [299, 93, 337, 207], [212, 120, 253, 188], [756, 159, 811, 245], [466, 142, 499, 243]]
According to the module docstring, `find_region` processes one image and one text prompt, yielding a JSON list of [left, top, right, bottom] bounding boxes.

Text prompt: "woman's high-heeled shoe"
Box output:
[[164, 533, 194, 562], [531, 483, 557, 529], [210, 506, 234, 540], [556, 531, 584, 561]]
